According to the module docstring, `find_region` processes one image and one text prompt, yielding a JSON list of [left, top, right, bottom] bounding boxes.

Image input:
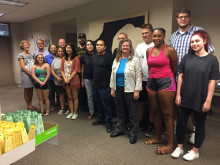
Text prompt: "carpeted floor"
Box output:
[[0, 85, 220, 165]]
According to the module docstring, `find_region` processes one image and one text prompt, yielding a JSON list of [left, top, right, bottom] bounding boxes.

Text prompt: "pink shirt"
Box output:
[[147, 44, 173, 78]]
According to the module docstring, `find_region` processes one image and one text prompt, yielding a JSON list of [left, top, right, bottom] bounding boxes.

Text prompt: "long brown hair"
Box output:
[[34, 54, 45, 65]]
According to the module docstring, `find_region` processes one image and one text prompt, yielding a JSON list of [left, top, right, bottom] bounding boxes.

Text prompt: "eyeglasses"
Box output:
[[178, 16, 189, 19]]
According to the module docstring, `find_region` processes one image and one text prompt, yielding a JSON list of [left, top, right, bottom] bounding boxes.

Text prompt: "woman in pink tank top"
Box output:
[[145, 28, 178, 155]]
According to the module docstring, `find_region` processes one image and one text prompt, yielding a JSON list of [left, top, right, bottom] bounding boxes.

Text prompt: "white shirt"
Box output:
[[135, 42, 154, 81]]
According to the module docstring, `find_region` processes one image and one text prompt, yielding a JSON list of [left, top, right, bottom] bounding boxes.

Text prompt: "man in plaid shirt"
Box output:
[[169, 8, 215, 66], [169, 8, 215, 145]]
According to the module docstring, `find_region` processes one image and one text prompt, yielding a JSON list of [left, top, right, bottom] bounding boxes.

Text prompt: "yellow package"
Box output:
[[4, 127, 13, 135], [0, 126, 3, 134], [20, 128, 29, 144], [12, 131, 22, 148], [0, 141, 3, 155], [7, 122, 15, 127], [4, 134, 13, 153], [0, 134, 4, 155], [16, 122, 25, 130], [0, 120, 6, 124], [28, 125, 36, 140]]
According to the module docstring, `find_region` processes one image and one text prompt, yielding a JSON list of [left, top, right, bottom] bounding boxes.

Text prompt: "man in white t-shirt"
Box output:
[[135, 24, 154, 136]]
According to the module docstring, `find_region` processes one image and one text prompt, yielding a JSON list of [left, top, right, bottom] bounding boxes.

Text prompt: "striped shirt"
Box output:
[[169, 25, 215, 65]]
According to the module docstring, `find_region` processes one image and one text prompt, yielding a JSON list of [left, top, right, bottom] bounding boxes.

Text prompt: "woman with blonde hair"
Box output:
[[18, 40, 36, 110]]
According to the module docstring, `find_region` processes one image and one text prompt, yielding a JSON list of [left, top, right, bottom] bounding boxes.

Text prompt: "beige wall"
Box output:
[[50, 24, 77, 46], [11, 23, 22, 84], [20, 0, 173, 51], [11, 0, 173, 84], [184, 0, 220, 59], [0, 37, 13, 86], [172, 0, 220, 60], [7, 0, 220, 85]]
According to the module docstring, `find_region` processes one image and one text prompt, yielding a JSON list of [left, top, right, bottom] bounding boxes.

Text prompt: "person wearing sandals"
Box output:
[[81, 40, 96, 119], [110, 39, 142, 144], [145, 28, 178, 154], [31, 54, 51, 116], [51, 47, 66, 115], [61, 43, 81, 120], [171, 30, 219, 161], [18, 40, 37, 111]]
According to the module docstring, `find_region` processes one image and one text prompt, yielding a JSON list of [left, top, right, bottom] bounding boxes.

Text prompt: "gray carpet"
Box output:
[[0, 85, 220, 165]]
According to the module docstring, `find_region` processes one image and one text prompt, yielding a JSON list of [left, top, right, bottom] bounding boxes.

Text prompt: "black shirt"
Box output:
[[76, 47, 86, 59], [178, 53, 219, 112], [81, 52, 94, 79], [92, 52, 113, 89], [112, 48, 118, 59]]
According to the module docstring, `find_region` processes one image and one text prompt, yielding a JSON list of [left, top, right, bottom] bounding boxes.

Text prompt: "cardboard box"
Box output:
[[0, 139, 35, 165], [35, 122, 58, 146]]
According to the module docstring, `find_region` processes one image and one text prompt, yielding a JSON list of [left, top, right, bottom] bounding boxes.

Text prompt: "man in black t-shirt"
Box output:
[[76, 33, 87, 112], [76, 33, 86, 58], [92, 40, 113, 133]]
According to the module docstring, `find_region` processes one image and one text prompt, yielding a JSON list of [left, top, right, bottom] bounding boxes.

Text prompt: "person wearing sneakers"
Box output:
[[51, 47, 66, 115], [61, 43, 81, 120], [81, 40, 96, 119], [169, 8, 215, 144], [134, 24, 155, 135], [171, 30, 219, 161]]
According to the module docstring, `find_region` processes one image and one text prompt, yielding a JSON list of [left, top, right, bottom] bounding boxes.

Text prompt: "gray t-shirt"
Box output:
[[18, 52, 35, 88], [18, 53, 35, 72], [51, 57, 63, 86]]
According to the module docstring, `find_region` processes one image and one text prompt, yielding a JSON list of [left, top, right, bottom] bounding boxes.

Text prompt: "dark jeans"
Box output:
[[176, 106, 207, 148], [48, 80, 56, 107], [115, 87, 139, 137], [93, 88, 112, 126]]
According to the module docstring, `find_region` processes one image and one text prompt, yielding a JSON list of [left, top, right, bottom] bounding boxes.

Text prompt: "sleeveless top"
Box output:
[[64, 61, 72, 78], [35, 68, 47, 82], [147, 44, 173, 78]]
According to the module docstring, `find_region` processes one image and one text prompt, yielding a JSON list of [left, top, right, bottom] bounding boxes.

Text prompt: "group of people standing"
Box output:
[[17, 8, 219, 161]]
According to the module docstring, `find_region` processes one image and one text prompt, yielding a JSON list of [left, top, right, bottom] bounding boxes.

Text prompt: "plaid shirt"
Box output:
[[169, 25, 215, 65]]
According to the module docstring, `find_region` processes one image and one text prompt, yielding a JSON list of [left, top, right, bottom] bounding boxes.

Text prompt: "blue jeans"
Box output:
[[84, 79, 94, 115], [93, 88, 112, 126]]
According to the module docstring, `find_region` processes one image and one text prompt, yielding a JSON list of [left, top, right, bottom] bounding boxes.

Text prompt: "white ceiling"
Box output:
[[0, 0, 95, 23]]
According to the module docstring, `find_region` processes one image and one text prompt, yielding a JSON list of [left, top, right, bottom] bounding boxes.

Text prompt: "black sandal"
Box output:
[[44, 112, 50, 116]]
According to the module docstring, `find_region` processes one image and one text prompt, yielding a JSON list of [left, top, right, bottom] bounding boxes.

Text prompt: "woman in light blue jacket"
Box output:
[[110, 39, 142, 144]]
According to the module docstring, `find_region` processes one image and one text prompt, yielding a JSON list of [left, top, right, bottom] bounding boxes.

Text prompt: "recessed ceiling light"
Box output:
[[0, 0, 28, 7], [0, 13, 5, 17]]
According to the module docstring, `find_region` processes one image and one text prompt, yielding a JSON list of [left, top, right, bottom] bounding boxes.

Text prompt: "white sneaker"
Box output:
[[58, 110, 64, 115], [66, 113, 73, 119], [189, 132, 195, 144], [171, 147, 184, 158], [183, 150, 199, 161], [71, 113, 78, 120], [65, 110, 70, 115]]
